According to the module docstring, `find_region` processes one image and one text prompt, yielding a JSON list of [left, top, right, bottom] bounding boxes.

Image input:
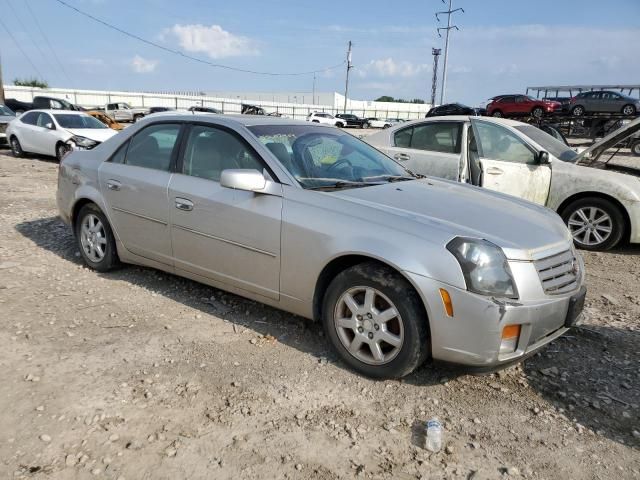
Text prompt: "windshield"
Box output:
[[0, 105, 15, 116], [54, 114, 108, 129], [514, 125, 578, 162], [247, 125, 412, 190]]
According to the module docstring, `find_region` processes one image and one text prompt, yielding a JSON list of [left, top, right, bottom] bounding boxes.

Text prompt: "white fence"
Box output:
[[3, 85, 430, 121]]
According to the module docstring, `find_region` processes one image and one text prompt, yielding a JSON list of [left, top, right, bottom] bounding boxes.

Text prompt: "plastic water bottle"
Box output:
[[424, 418, 442, 452]]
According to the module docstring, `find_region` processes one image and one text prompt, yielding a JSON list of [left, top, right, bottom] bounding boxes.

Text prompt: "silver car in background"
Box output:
[[366, 116, 640, 251], [57, 115, 586, 379]]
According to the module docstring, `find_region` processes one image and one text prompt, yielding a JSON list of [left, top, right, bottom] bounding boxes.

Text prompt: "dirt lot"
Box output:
[[0, 149, 638, 480]]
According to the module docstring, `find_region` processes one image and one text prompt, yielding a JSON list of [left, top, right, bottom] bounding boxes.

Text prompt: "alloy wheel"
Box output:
[[11, 138, 22, 156], [568, 206, 613, 247], [622, 105, 635, 116], [80, 213, 108, 262], [334, 286, 404, 365]]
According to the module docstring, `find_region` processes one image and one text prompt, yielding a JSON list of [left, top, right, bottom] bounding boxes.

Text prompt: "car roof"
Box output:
[[138, 112, 316, 128], [30, 109, 88, 115], [398, 115, 529, 127]]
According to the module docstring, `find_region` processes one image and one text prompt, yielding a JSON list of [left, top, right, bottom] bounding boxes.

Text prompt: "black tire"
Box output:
[[10, 136, 24, 158], [363, 122, 370, 129], [571, 105, 585, 117], [491, 110, 503, 118], [322, 262, 430, 379], [312, 119, 320, 123], [561, 197, 625, 251], [56, 142, 69, 162], [75, 203, 120, 272], [383, 124, 391, 129], [336, 122, 344, 128], [531, 107, 544, 118], [630, 139, 640, 157], [622, 104, 636, 116]]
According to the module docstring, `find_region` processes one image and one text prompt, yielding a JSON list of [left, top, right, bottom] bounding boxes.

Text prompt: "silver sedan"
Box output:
[[57, 114, 586, 379]]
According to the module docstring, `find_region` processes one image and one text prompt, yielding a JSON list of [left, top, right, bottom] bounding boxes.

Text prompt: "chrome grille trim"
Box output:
[[535, 249, 579, 295]]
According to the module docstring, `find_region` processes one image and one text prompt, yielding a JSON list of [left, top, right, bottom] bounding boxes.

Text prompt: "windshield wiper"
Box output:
[[307, 181, 379, 191], [383, 175, 415, 182]]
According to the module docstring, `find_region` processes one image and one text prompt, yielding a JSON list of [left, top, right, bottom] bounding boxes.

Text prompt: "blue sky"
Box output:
[[1, 0, 639, 105]]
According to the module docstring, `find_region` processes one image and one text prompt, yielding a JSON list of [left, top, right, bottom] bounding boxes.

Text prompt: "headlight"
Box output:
[[68, 135, 98, 149], [446, 237, 518, 299]]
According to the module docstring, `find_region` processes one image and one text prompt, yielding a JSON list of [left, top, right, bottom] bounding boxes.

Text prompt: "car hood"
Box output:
[[65, 128, 118, 143], [575, 117, 640, 165], [0, 114, 15, 123], [331, 179, 571, 261]]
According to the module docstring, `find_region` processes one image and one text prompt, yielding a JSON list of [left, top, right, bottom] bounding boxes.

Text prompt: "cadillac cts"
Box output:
[[57, 115, 586, 379]]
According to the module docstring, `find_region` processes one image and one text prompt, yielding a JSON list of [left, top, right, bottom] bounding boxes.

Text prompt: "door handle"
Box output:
[[175, 198, 194, 211], [394, 153, 411, 161], [486, 167, 504, 175], [106, 180, 121, 191]]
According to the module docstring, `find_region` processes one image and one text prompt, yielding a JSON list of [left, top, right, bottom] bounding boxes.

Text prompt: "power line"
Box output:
[[24, 0, 73, 86], [0, 14, 45, 80], [4, 0, 58, 80], [53, 0, 346, 77]]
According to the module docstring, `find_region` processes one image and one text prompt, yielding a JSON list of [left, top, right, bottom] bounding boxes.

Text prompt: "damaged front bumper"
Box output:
[[405, 255, 586, 368]]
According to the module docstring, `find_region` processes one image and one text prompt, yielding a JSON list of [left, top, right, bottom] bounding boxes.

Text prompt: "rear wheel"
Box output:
[[322, 262, 429, 379], [622, 104, 636, 116], [630, 139, 640, 157], [133, 114, 144, 122], [75, 204, 120, 271], [561, 197, 625, 251], [531, 106, 544, 118], [10, 136, 24, 158], [571, 105, 585, 116], [491, 110, 503, 118]]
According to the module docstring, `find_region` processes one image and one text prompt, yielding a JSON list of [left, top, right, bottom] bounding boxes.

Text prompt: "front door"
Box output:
[[471, 119, 551, 205], [168, 123, 282, 300], [32, 112, 57, 156], [384, 121, 464, 180], [98, 122, 183, 265]]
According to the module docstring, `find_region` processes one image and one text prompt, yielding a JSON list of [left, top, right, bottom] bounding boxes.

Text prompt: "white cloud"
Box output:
[[130, 55, 158, 73], [363, 58, 428, 78], [164, 24, 258, 59]]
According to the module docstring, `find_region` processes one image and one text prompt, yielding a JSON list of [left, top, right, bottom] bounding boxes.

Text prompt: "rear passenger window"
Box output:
[[125, 123, 181, 171], [20, 112, 39, 125], [110, 140, 129, 164], [398, 122, 461, 154]]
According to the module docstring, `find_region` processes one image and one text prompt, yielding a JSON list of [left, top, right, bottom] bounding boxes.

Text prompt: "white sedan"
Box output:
[[306, 112, 345, 127], [366, 117, 392, 129], [6, 109, 118, 161]]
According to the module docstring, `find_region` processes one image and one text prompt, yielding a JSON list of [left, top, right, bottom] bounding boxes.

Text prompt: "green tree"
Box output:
[[374, 95, 425, 104], [13, 78, 48, 88]]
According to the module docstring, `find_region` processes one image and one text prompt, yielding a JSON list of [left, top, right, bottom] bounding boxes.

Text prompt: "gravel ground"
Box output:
[[0, 148, 638, 480]]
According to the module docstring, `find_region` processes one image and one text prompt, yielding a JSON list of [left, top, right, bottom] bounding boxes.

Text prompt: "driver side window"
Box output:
[[474, 122, 536, 165]]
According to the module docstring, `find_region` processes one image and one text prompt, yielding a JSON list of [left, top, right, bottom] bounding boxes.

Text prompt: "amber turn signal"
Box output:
[[439, 288, 454, 317]]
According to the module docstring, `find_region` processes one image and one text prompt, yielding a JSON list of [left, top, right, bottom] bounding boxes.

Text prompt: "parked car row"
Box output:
[[365, 115, 640, 251], [0, 104, 17, 145], [55, 112, 588, 379], [5, 95, 83, 114], [308, 112, 400, 129]]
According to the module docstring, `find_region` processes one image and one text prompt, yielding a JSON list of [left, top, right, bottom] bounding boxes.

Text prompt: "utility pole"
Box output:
[[343, 41, 353, 113], [0, 54, 5, 103], [312, 72, 316, 105], [430, 48, 441, 107], [436, 0, 463, 105]]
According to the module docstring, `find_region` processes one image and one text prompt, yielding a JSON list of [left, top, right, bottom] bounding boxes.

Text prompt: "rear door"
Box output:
[[98, 122, 183, 265], [15, 112, 40, 152], [471, 119, 551, 205], [168, 123, 282, 300], [383, 121, 464, 179]]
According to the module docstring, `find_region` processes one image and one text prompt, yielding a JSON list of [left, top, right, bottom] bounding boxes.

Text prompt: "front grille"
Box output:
[[535, 249, 579, 295]]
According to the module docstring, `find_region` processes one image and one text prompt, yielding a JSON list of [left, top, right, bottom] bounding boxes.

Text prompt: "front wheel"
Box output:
[[75, 204, 120, 271], [10, 136, 24, 158], [561, 197, 625, 251], [133, 114, 144, 122], [491, 110, 503, 117], [630, 139, 640, 157], [532, 107, 544, 118], [322, 262, 429, 379], [56, 142, 69, 161]]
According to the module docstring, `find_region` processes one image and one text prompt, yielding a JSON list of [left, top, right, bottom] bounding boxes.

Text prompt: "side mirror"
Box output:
[[220, 169, 267, 192], [45, 122, 55, 130], [537, 151, 551, 164]]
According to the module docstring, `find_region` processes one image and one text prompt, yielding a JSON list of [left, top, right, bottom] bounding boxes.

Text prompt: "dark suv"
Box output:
[[569, 91, 640, 117], [335, 113, 369, 128], [426, 103, 478, 117], [486, 94, 561, 118]]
